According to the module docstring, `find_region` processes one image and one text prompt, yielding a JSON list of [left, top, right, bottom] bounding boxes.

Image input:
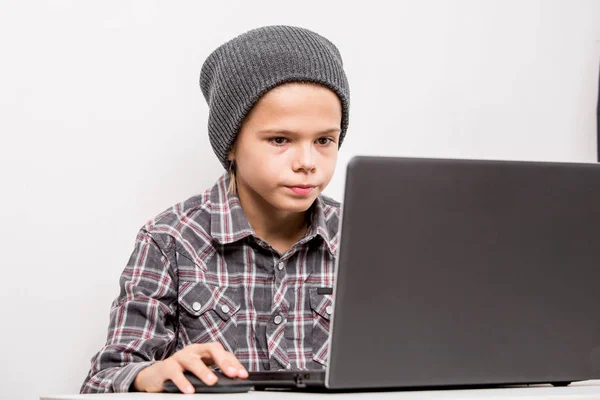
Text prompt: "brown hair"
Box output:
[[227, 160, 237, 195]]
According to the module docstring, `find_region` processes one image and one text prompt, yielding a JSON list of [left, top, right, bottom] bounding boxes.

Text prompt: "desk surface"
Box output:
[[41, 380, 600, 399]]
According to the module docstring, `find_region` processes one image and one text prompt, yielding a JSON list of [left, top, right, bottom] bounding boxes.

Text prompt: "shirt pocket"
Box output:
[[308, 288, 333, 367], [179, 282, 242, 354]]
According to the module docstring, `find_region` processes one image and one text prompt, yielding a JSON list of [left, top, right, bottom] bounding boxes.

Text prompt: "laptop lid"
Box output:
[[326, 156, 600, 389]]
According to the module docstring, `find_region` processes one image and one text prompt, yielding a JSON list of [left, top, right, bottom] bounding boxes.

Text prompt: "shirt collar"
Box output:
[[209, 173, 337, 255], [209, 173, 255, 244], [303, 195, 337, 256]]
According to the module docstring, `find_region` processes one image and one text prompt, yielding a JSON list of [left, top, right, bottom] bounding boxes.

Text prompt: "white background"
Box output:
[[1, 1, 599, 399]]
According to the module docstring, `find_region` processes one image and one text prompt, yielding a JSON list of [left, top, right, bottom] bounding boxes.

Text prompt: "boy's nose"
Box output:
[[292, 144, 316, 173]]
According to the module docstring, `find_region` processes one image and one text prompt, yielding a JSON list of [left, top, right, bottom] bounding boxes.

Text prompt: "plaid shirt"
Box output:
[[81, 173, 340, 393]]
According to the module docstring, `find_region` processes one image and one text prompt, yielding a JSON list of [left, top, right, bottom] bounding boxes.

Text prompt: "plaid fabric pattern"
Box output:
[[81, 173, 340, 393]]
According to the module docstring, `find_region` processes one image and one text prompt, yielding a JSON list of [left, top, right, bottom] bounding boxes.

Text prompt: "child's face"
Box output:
[[230, 82, 342, 214]]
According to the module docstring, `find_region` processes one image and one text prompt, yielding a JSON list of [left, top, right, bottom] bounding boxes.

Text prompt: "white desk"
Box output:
[[41, 380, 600, 400]]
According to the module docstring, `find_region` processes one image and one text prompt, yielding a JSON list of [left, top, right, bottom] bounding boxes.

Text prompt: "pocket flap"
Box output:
[[179, 282, 241, 321], [309, 288, 333, 321]]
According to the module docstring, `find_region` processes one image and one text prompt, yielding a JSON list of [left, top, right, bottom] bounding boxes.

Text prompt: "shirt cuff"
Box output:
[[112, 361, 156, 392]]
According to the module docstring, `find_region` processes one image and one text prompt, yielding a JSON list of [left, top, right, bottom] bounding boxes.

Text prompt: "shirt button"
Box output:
[[274, 315, 283, 325], [326, 306, 333, 315], [277, 262, 284, 271], [221, 304, 230, 314], [192, 302, 202, 311]]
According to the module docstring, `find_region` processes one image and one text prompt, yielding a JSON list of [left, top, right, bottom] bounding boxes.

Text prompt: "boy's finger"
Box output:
[[208, 345, 248, 378], [166, 370, 195, 394], [180, 356, 218, 386]]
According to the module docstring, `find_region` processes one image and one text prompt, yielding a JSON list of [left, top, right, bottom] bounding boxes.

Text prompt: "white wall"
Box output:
[[1, 1, 599, 398]]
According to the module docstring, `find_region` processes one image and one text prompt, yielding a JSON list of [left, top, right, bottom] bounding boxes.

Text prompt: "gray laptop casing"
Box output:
[[327, 156, 600, 389]]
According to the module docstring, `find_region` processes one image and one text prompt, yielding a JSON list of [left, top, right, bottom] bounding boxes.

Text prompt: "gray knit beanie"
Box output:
[[200, 25, 350, 169]]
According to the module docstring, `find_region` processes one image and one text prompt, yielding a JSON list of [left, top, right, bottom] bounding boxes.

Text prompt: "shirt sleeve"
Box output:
[[80, 230, 178, 393]]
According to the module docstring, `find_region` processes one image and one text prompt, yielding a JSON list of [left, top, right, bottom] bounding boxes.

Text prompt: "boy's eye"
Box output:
[[316, 137, 334, 145], [269, 137, 288, 145]]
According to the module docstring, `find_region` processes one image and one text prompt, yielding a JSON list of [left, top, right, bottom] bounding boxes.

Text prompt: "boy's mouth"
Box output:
[[286, 185, 316, 196]]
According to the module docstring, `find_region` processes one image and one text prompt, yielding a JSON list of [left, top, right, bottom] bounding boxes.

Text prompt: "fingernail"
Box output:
[[206, 373, 217, 384], [184, 385, 194, 394], [227, 366, 237, 375], [239, 368, 248, 378]]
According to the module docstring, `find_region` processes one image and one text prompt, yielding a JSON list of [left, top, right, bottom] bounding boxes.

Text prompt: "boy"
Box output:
[[81, 25, 350, 394]]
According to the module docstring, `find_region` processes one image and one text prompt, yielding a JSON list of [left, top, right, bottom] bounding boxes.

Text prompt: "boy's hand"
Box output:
[[133, 342, 248, 394]]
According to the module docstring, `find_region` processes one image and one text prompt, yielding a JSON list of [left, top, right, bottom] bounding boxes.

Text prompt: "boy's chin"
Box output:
[[273, 195, 317, 213]]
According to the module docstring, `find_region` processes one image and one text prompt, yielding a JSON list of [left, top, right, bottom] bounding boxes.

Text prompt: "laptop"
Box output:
[[165, 155, 600, 392]]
